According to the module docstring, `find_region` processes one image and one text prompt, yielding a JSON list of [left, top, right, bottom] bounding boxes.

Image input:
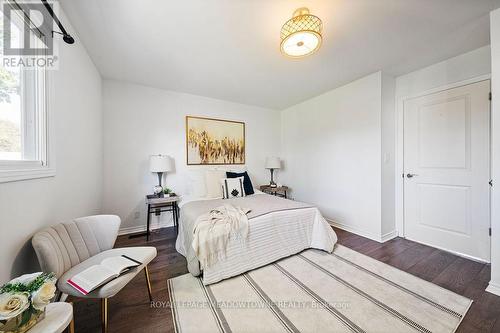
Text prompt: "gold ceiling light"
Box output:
[[280, 7, 323, 58]]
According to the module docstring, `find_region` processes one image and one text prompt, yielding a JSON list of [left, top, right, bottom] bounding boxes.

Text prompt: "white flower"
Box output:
[[0, 293, 30, 320], [31, 281, 56, 311], [7, 272, 42, 286]]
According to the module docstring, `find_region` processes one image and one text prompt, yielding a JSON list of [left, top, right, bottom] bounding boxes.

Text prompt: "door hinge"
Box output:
[[489, 92, 492, 101], [489, 228, 492, 236], [490, 179, 494, 187]]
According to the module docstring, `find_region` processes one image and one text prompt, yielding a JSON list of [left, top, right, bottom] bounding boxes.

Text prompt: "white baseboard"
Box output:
[[326, 219, 397, 243], [380, 230, 399, 242], [118, 220, 174, 235], [486, 281, 500, 296]]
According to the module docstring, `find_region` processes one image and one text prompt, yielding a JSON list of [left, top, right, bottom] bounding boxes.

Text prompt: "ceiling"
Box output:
[[59, 0, 500, 110]]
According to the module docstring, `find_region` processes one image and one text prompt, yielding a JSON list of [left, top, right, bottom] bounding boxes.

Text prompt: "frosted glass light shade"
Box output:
[[265, 157, 281, 169], [280, 8, 323, 58], [150, 154, 173, 172]]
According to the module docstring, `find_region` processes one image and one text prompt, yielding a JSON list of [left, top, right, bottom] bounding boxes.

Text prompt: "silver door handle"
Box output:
[[406, 173, 418, 178]]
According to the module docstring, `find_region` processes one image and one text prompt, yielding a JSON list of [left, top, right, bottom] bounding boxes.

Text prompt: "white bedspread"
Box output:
[[176, 194, 337, 285]]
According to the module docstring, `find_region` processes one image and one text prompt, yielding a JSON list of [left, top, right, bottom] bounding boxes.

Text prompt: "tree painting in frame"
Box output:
[[186, 116, 245, 165]]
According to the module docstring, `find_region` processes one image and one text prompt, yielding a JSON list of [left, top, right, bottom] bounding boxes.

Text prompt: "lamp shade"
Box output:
[[265, 157, 281, 169], [150, 154, 173, 172]]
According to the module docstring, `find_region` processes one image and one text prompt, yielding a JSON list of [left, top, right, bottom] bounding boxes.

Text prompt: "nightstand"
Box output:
[[130, 195, 180, 241], [260, 185, 289, 199]]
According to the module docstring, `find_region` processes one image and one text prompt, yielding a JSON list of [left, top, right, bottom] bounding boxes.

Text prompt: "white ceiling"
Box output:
[[60, 0, 500, 110]]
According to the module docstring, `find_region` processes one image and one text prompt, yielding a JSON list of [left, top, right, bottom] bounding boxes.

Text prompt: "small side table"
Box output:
[[260, 185, 289, 199], [130, 195, 180, 241], [29, 302, 73, 333]]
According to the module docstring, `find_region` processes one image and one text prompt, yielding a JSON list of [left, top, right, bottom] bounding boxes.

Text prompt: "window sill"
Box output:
[[0, 167, 56, 183]]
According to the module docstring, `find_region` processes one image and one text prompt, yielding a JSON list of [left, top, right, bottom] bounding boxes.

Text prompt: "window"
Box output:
[[0, 5, 53, 182]]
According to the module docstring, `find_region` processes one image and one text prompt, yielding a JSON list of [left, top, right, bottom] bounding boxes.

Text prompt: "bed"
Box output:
[[175, 191, 337, 285]]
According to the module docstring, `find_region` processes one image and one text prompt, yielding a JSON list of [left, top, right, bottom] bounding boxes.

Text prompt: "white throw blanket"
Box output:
[[192, 204, 251, 269]]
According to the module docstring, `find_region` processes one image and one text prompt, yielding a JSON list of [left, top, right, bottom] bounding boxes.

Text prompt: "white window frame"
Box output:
[[0, 5, 54, 183]]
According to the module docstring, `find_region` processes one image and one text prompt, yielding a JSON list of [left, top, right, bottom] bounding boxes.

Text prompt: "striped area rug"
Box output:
[[168, 245, 472, 333]]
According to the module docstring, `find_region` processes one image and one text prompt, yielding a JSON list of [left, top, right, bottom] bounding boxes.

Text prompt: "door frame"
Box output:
[[395, 74, 492, 261]]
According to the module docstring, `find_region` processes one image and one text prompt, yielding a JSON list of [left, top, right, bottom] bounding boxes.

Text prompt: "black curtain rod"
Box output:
[[41, 0, 74, 44]]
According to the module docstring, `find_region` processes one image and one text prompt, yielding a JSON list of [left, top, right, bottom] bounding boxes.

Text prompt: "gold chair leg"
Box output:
[[101, 298, 108, 333], [144, 265, 153, 301], [69, 302, 75, 333]]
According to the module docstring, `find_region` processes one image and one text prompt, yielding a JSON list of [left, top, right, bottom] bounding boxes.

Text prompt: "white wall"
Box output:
[[102, 80, 281, 233], [381, 73, 396, 236], [395, 46, 491, 98], [394, 46, 492, 237], [281, 72, 388, 241], [487, 8, 500, 297], [0, 13, 103, 282]]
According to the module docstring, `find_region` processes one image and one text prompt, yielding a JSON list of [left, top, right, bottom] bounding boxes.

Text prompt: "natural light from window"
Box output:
[[0, 13, 23, 161], [0, 5, 52, 183]]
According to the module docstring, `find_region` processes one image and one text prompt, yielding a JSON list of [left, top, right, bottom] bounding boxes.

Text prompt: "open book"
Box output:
[[67, 255, 142, 295]]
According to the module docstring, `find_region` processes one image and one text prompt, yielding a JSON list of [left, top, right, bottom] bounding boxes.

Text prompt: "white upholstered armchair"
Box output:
[[32, 215, 157, 333]]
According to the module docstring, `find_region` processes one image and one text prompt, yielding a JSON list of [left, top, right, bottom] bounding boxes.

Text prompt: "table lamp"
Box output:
[[150, 154, 173, 195], [265, 157, 281, 188]]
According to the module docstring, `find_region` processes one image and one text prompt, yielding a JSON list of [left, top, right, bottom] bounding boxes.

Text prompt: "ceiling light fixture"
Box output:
[[280, 7, 322, 58]]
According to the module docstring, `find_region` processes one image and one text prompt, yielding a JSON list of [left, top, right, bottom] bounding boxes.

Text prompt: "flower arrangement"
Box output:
[[0, 272, 56, 333]]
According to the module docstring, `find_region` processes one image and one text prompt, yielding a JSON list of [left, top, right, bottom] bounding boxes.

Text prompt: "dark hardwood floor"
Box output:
[[70, 227, 500, 333]]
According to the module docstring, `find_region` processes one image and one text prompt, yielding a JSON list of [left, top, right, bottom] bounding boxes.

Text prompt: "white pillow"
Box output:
[[185, 170, 207, 197], [220, 177, 246, 199], [205, 170, 226, 198]]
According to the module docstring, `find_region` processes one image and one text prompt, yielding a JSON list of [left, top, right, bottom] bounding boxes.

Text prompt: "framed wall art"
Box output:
[[186, 116, 245, 165]]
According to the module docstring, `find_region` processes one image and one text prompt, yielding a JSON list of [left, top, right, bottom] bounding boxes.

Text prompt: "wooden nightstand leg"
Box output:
[[171, 203, 176, 230], [174, 202, 179, 234], [146, 204, 151, 241]]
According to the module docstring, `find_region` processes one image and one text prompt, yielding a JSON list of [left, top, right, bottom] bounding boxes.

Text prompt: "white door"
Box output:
[[404, 80, 491, 262]]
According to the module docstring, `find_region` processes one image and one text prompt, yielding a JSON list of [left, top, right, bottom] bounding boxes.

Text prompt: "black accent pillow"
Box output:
[[226, 171, 255, 195]]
